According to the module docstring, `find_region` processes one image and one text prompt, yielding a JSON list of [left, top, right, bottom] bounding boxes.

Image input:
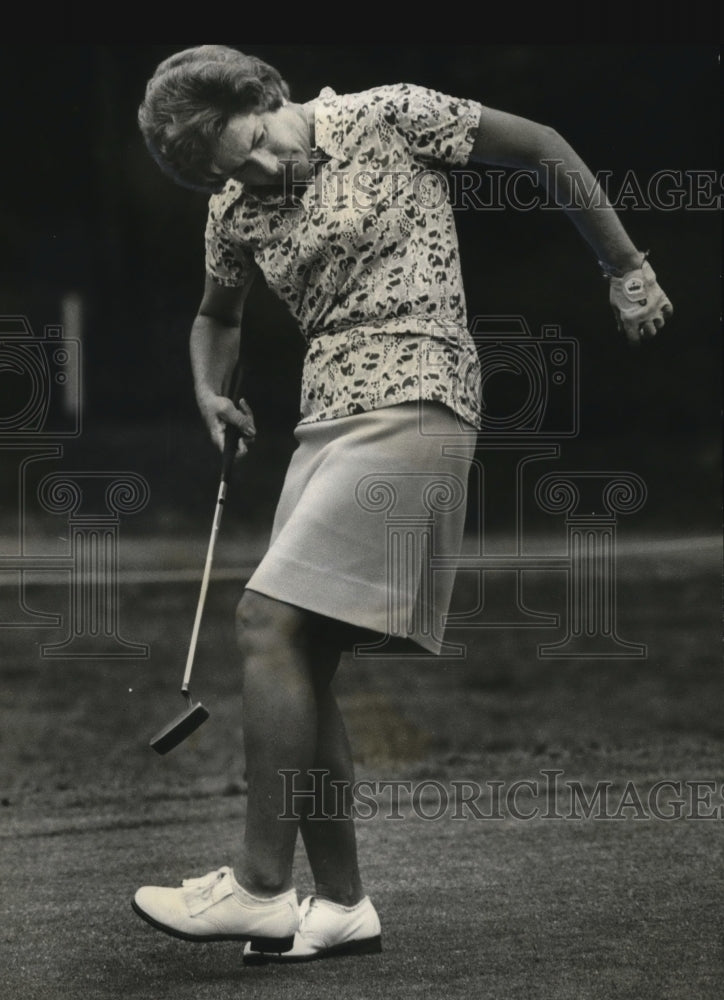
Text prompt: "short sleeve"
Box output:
[[204, 198, 256, 288], [382, 83, 482, 166]]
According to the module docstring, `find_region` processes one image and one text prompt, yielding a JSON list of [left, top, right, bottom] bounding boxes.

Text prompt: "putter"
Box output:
[[150, 379, 245, 755]]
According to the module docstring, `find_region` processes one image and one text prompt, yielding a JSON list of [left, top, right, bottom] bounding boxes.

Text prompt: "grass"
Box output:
[[0, 537, 722, 999]]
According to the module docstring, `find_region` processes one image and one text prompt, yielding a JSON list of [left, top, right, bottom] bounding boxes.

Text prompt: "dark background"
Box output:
[[0, 44, 720, 534]]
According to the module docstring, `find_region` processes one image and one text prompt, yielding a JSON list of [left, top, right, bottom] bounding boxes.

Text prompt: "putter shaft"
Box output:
[[181, 421, 240, 695]]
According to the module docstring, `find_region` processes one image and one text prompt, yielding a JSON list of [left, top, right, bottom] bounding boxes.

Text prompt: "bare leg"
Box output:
[[299, 679, 365, 906], [236, 590, 363, 898]]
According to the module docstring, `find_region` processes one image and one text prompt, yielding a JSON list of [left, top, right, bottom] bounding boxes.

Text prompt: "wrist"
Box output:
[[598, 249, 649, 278], [194, 384, 222, 411]]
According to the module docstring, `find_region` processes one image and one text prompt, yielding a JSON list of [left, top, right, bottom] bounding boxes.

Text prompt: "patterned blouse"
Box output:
[[205, 83, 483, 428]]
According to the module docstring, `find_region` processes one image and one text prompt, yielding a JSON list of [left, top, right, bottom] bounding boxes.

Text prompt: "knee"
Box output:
[[235, 590, 311, 660]]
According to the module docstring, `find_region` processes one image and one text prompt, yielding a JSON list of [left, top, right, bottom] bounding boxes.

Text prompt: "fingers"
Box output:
[[612, 303, 642, 346], [234, 423, 250, 460], [637, 298, 672, 342], [218, 397, 256, 435], [211, 418, 248, 459], [236, 398, 257, 441], [622, 314, 662, 346], [638, 319, 659, 340], [234, 398, 256, 460], [614, 293, 673, 347], [204, 395, 256, 457], [225, 398, 256, 460]]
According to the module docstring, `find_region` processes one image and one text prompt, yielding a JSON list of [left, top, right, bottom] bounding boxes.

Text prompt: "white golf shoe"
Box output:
[[243, 894, 382, 964], [132, 866, 298, 951]]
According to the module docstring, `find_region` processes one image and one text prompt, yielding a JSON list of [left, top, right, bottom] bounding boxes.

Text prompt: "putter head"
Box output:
[[150, 701, 210, 755]]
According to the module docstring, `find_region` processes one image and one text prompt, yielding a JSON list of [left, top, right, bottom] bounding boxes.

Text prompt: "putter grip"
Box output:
[[222, 422, 240, 484], [221, 357, 244, 484]]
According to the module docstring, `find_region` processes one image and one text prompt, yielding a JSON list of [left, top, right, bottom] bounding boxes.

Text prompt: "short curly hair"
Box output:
[[138, 45, 290, 192]]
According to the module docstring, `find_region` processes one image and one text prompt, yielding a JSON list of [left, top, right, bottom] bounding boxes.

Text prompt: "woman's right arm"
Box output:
[[190, 274, 257, 455]]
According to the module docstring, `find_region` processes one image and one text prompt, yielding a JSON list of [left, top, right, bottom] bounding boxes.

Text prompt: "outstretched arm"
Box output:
[[469, 107, 673, 343]]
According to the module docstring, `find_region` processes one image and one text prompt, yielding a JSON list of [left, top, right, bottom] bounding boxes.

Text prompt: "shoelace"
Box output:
[[183, 867, 234, 916], [182, 867, 231, 907]]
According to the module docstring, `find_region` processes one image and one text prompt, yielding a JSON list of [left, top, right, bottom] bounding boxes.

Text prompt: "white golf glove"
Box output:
[[607, 258, 673, 346]]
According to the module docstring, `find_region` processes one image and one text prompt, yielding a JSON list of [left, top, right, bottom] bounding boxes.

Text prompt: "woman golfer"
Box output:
[[132, 45, 672, 962]]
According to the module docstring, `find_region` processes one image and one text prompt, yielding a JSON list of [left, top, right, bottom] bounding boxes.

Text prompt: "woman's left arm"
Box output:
[[469, 107, 673, 343]]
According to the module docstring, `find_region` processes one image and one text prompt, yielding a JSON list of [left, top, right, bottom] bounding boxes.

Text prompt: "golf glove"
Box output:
[[606, 258, 673, 345]]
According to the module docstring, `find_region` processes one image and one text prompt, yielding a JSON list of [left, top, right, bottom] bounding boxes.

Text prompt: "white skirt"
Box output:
[[246, 402, 477, 653]]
